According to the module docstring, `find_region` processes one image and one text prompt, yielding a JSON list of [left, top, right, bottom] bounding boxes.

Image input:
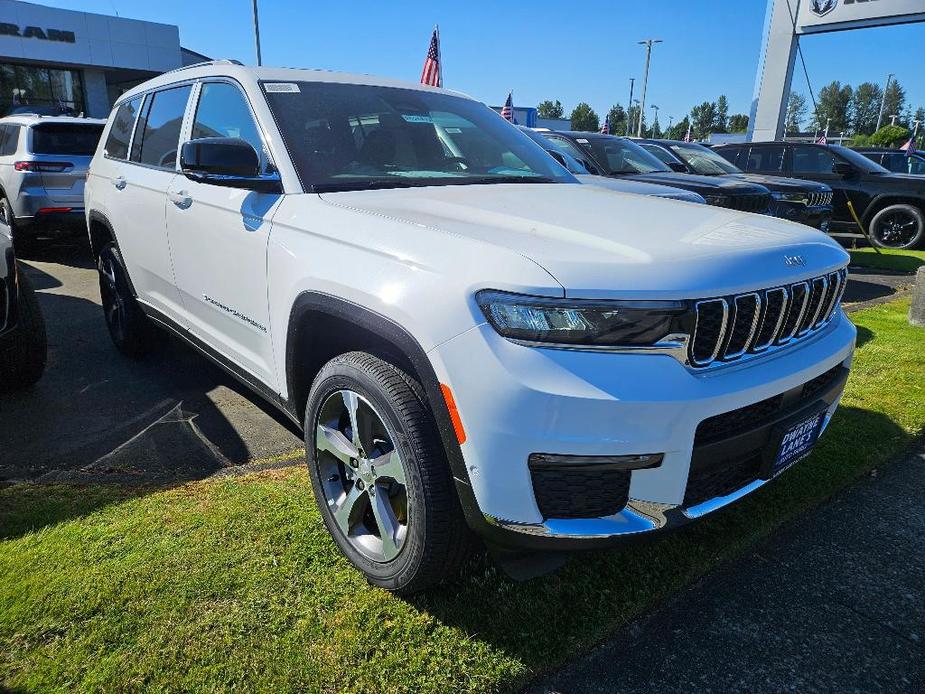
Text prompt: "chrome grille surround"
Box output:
[[688, 267, 849, 369]]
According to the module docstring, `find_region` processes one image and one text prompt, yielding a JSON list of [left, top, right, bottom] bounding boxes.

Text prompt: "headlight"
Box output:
[[770, 191, 808, 204], [476, 290, 690, 347]]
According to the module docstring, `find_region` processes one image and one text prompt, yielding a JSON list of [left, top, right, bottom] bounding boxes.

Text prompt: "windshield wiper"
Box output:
[[454, 175, 558, 185]]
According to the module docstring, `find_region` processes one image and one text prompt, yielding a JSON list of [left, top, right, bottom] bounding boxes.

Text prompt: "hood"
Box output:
[[576, 174, 705, 203], [726, 173, 831, 193], [623, 171, 771, 197], [319, 183, 848, 300]]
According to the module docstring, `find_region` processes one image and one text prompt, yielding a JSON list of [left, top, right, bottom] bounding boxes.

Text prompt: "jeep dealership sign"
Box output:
[[798, 0, 925, 33]]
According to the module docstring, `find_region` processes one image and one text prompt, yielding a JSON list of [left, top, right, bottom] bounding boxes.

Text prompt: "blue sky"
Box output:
[[40, 0, 925, 127]]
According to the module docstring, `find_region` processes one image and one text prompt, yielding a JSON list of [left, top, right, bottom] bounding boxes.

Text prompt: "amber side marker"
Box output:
[[439, 383, 466, 445]]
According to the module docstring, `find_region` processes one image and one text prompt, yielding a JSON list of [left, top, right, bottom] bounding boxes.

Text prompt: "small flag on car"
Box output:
[[683, 123, 692, 142], [501, 92, 515, 123], [816, 133, 827, 145], [601, 117, 610, 135], [420, 26, 442, 88], [900, 137, 916, 154]]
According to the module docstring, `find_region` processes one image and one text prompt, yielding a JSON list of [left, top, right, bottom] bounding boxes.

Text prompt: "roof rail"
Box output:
[[164, 58, 244, 75]]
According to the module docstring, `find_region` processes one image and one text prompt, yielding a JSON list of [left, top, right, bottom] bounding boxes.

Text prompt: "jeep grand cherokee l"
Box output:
[[0, 115, 105, 250], [636, 139, 833, 231], [539, 130, 772, 213], [85, 61, 855, 593], [714, 141, 925, 249]]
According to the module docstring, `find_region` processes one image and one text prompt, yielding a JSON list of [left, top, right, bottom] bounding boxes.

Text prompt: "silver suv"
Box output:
[[0, 115, 105, 249]]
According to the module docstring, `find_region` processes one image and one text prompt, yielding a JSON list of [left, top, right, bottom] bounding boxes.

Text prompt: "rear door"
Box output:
[[165, 79, 282, 387], [28, 121, 104, 211]]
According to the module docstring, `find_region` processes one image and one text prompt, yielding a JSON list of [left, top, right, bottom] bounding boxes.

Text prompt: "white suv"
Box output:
[[85, 60, 856, 593]]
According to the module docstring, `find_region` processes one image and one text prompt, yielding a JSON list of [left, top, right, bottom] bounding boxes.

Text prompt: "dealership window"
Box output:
[[131, 85, 192, 169], [0, 63, 85, 117]]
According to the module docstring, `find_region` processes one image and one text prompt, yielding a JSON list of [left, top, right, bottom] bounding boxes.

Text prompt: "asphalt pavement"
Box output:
[[529, 443, 925, 693]]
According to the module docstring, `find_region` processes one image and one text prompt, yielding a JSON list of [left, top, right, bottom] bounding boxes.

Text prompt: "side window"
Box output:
[[715, 146, 742, 168], [0, 126, 8, 156], [792, 146, 836, 175], [744, 145, 785, 173], [545, 135, 599, 172], [132, 85, 192, 169], [104, 97, 141, 160], [641, 144, 679, 166], [192, 82, 264, 160], [1, 125, 20, 156]]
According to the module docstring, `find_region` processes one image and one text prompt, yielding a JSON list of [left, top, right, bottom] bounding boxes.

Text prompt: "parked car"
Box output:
[[518, 127, 706, 203], [541, 131, 772, 214], [714, 141, 925, 249], [854, 147, 925, 176], [0, 208, 47, 391], [636, 139, 833, 230], [86, 61, 855, 593], [0, 115, 106, 251]]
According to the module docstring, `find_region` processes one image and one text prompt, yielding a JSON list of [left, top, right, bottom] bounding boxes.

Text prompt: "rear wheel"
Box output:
[[0, 266, 47, 392], [304, 352, 472, 594], [0, 195, 34, 257], [869, 204, 924, 250], [97, 243, 164, 358]]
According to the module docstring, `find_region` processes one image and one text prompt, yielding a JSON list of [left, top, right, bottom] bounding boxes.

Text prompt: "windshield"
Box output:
[[830, 145, 890, 174], [518, 127, 588, 174], [578, 136, 670, 175], [30, 123, 103, 155], [262, 82, 576, 192], [669, 142, 741, 175]]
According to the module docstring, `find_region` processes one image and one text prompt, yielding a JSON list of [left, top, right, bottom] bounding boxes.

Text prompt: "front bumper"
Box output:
[[430, 310, 856, 551], [770, 201, 832, 231]]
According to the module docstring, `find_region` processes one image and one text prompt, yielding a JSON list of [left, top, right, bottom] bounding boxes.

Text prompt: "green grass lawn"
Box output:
[[2, 299, 924, 693], [849, 247, 925, 273]]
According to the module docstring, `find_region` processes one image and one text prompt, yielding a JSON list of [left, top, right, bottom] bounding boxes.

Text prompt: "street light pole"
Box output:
[[626, 78, 635, 136], [636, 39, 662, 137], [252, 0, 263, 66], [875, 72, 893, 132], [890, 114, 899, 126]]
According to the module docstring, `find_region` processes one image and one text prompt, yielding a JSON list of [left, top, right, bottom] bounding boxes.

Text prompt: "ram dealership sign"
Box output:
[[798, 0, 925, 33], [0, 23, 75, 42]]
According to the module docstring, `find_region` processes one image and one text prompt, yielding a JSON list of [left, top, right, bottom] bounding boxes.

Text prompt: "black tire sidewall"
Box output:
[[97, 243, 161, 357], [0, 264, 47, 391], [871, 204, 925, 250], [304, 357, 431, 589]]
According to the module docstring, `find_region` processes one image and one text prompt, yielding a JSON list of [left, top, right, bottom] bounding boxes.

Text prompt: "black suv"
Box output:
[[541, 131, 771, 214], [637, 139, 833, 231], [714, 142, 925, 249], [855, 148, 925, 177]]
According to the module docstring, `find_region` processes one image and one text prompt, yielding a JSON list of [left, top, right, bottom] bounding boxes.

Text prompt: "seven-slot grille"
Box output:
[[727, 193, 771, 214], [689, 267, 848, 367], [806, 191, 833, 207]]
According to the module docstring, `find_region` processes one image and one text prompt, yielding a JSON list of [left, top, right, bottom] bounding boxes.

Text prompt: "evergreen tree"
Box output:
[[850, 82, 882, 135], [537, 100, 564, 119], [785, 92, 808, 133], [570, 102, 600, 132]]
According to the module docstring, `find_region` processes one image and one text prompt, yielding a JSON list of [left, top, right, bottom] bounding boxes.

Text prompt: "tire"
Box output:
[[0, 195, 34, 257], [0, 265, 47, 392], [304, 351, 472, 594], [869, 204, 925, 250], [97, 243, 164, 358]]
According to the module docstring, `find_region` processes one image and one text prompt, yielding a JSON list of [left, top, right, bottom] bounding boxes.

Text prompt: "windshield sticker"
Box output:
[[264, 82, 300, 93], [401, 114, 434, 124], [577, 138, 590, 143], [445, 127, 462, 133]]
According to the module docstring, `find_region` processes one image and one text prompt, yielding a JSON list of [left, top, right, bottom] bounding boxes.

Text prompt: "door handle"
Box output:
[[112, 175, 127, 190], [169, 190, 192, 209]]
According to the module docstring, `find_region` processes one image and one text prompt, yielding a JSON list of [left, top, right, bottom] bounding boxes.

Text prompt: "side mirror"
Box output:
[[832, 161, 855, 177], [180, 137, 281, 193], [667, 161, 688, 173], [547, 149, 568, 168]]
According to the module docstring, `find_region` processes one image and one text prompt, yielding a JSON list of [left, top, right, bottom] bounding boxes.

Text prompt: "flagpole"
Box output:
[[435, 24, 443, 88]]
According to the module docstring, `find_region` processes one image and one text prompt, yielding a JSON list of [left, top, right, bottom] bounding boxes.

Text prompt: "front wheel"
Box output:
[[304, 352, 472, 594], [869, 204, 924, 250]]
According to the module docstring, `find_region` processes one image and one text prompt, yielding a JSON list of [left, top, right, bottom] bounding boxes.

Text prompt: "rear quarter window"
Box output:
[[31, 123, 104, 155], [104, 98, 141, 160]]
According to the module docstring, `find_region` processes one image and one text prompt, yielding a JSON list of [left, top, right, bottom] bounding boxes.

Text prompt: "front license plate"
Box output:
[[774, 411, 825, 475]]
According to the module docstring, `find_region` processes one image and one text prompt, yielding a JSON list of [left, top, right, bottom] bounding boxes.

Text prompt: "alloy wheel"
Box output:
[[99, 256, 126, 341], [874, 209, 920, 248], [314, 389, 409, 562]]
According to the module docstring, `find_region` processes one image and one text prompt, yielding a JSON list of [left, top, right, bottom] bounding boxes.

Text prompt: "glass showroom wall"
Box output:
[[0, 63, 85, 116]]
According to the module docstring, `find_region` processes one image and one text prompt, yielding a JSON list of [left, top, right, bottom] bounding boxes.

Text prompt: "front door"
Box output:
[[789, 145, 872, 230], [165, 80, 282, 389]]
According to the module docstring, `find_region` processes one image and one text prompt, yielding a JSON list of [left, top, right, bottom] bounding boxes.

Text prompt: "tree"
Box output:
[[570, 102, 599, 132], [714, 95, 729, 133], [785, 92, 808, 133], [814, 80, 853, 133], [690, 101, 717, 139], [667, 116, 691, 141], [851, 82, 883, 135], [883, 79, 906, 125], [728, 114, 749, 133], [871, 124, 911, 147], [650, 114, 662, 139], [537, 99, 564, 119], [605, 104, 627, 135]]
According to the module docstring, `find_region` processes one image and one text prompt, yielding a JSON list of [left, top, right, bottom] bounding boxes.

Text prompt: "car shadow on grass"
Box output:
[[407, 404, 913, 683]]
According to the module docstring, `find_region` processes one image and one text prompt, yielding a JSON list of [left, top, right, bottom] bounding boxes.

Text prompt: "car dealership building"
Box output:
[[0, 0, 205, 118]]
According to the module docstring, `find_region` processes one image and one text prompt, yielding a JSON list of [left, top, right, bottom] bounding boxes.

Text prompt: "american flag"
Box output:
[[816, 133, 827, 145], [683, 123, 692, 142], [501, 92, 515, 122], [900, 137, 917, 153], [600, 117, 610, 135], [420, 27, 442, 87]]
